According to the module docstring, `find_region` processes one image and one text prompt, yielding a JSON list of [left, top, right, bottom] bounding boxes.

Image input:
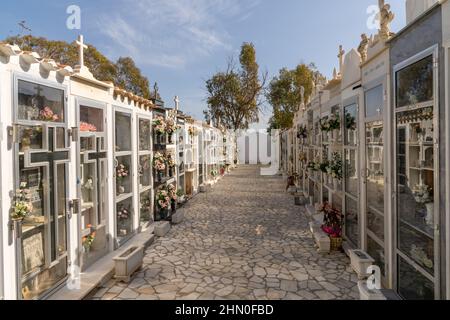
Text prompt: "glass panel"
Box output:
[[81, 162, 96, 230], [115, 111, 132, 152], [80, 136, 95, 152], [345, 149, 358, 196], [18, 80, 65, 123], [367, 236, 386, 277], [99, 160, 107, 223], [116, 155, 132, 195], [56, 164, 67, 256], [18, 125, 43, 152], [345, 197, 359, 246], [398, 256, 434, 300], [56, 127, 65, 149], [139, 155, 152, 189], [140, 192, 152, 227], [80, 105, 104, 132], [365, 85, 384, 118], [139, 119, 151, 151], [367, 208, 384, 241], [366, 121, 384, 213], [344, 104, 357, 146], [396, 108, 435, 270], [117, 199, 133, 238], [396, 55, 433, 108], [22, 257, 67, 300]]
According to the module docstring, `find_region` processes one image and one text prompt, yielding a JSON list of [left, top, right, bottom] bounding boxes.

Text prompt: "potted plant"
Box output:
[[116, 163, 129, 195], [156, 189, 170, 220], [176, 189, 185, 204], [320, 203, 343, 251], [328, 114, 341, 141], [82, 225, 96, 254], [153, 152, 166, 182], [330, 152, 343, 190], [12, 182, 33, 222], [167, 184, 177, 213]]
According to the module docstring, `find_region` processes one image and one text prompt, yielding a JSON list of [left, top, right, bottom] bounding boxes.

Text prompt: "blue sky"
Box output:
[[0, 0, 406, 127]]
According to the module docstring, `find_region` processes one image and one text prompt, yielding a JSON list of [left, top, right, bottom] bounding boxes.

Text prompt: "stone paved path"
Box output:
[[91, 166, 359, 300]]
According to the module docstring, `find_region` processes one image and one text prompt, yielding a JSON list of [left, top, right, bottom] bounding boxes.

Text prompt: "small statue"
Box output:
[[153, 82, 160, 100], [379, 1, 395, 41], [358, 34, 369, 63]]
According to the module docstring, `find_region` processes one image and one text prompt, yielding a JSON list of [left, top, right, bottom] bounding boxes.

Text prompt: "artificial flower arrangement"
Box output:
[[320, 114, 340, 132], [153, 152, 166, 172], [116, 163, 129, 183], [211, 170, 219, 177], [39, 106, 59, 122], [155, 189, 170, 211], [307, 161, 321, 172], [12, 182, 33, 220], [80, 121, 97, 132], [167, 184, 177, 201], [82, 224, 96, 250], [329, 152, 343, 180], [319, 202, 343, 239], [297, 125, 308, 139], [319, 160, 330, 174], [153, 116, 166, 135], [117, 205, 130, 220], [165, 118, 180, 135], [345, 113, 357, 130], [166, 156, 176, 168]]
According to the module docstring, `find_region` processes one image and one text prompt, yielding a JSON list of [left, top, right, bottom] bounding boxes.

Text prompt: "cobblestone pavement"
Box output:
[[91, 166, 359, 300]]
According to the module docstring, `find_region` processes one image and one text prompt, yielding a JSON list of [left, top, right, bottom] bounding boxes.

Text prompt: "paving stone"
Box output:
[[89, 166, 357, 301]]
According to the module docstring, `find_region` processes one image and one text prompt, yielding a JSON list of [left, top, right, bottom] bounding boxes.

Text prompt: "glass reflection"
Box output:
[[344, 104, 357, 146], [345, 197, 359, 246], [366, 121, 384, 213]]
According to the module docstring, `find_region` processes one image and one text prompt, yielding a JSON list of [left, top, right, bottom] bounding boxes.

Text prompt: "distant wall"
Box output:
[[237, 130, 272, 165]]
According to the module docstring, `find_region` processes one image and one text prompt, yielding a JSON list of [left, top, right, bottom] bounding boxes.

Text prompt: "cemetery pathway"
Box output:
[[91, 165, 359, 300]]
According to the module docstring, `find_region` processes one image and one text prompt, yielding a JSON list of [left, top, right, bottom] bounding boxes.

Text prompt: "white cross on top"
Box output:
[[76, 35, 88, 68]]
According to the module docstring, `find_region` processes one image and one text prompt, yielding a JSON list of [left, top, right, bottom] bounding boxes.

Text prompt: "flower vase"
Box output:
[[425, 202, 434, 226], [171, 200, 177, 213], [168, 134, 173, 144], [169, 167, 174, 178], [118, 185, 125, 195], [157, 171, 163, 183], [159, 208, 169, 220], [332, 130, 338, 142], [309, 196, 314, 207]]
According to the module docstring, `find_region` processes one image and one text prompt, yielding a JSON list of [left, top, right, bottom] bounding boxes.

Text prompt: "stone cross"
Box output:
[[174, 96, 180, 111], [76, 35, 88, 68], [338, 45, 345, 76]]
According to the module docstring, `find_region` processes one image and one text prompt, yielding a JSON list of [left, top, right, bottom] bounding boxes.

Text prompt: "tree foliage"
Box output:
[[204, 42, 266, 131], [4, 35, 154, 99], [267, 63, 325, 131]]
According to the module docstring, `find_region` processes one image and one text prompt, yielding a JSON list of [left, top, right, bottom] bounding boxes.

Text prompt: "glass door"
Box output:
[[363, 84, 387, 282], [394, 51, 439, 299], [343, 103, 359, 247], [114, 109, 134, 244], [78, 102, 108, 269], [15, 79, 69, 300], [137, 116, 153, 229]]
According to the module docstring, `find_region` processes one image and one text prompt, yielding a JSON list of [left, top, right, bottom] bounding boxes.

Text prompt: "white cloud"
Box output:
[[96, 0, 260, 68]]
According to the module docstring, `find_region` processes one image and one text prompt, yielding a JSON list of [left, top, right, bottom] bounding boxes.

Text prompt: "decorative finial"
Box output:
[[338, 45, 345, 77], [379, 0, 395, 41], [358, 34, 369, 63]]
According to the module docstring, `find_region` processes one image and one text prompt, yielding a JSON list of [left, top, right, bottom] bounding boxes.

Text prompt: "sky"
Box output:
[[0, 0, 407, 128]]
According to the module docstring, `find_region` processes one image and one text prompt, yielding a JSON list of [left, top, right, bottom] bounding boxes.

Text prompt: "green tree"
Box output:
[[266, 63, 324, 131], [115, 57, 151, 99], [4, 35, 151, 98]]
